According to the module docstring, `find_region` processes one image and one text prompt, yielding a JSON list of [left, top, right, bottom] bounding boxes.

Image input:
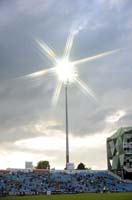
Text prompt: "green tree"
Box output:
[[85, 167, 91, 170], [36, 161, 50, 169], [77, 162, 86, 170]]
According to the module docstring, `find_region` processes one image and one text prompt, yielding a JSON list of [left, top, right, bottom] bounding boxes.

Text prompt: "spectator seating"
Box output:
[[0, 170, 132, 196]]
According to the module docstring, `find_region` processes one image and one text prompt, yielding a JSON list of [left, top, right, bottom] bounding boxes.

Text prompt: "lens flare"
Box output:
[[75, 77, 97, 101], [17, 67, 56, 80], [63, 31, 75, 59], [52, 82, 63, 106], [36, 39, 57, 64], [72, 49, 120, 66], [17, 31, 120, 105]]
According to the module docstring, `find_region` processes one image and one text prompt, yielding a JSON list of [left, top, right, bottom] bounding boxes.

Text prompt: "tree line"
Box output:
[[35, 161, 91, 170]]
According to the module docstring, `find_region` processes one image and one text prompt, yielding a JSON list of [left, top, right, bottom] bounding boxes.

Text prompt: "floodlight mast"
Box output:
[[22, 35, 119, 172], [65, 82, 69, 168]]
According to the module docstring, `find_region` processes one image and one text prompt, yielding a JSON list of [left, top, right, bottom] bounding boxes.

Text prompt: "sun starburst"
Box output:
[[21, 30, 120, 105]]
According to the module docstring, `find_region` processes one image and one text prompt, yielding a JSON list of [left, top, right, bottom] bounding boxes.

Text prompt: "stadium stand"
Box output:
[[107, 127, 132, 180], [0, 170, 132, 196]]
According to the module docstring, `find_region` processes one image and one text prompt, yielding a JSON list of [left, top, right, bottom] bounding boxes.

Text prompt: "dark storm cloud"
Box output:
[[0, 0, 132, 168]]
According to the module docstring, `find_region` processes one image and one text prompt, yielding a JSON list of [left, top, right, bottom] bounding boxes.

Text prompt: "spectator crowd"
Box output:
[[0, 170, 132, 196]]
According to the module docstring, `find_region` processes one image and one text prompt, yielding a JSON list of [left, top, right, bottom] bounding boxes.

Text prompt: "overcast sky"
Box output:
[[0, 0, 132, 170]]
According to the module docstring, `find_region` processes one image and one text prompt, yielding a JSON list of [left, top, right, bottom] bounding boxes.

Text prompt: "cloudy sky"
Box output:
[[0, 0, 132, 170]]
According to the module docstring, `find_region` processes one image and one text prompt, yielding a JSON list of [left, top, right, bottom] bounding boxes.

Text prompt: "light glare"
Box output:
[[55, 59, 78, 83], [18, 32, 120, 105]]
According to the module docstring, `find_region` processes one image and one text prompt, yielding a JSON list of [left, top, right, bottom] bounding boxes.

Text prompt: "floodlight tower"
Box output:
[[55, 59, 77, 169], [65, 83, 69, 166], [23, 34, 119, 170]]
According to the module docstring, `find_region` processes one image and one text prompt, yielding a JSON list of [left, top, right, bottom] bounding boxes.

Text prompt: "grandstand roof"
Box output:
[[107, 127, 132, 141]]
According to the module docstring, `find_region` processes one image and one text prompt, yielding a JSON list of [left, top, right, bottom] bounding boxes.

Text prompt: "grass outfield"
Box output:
[[2, 193, 132, 200]]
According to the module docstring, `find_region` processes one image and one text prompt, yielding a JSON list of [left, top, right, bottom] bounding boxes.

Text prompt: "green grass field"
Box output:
[[1, 193, 132, 200]]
